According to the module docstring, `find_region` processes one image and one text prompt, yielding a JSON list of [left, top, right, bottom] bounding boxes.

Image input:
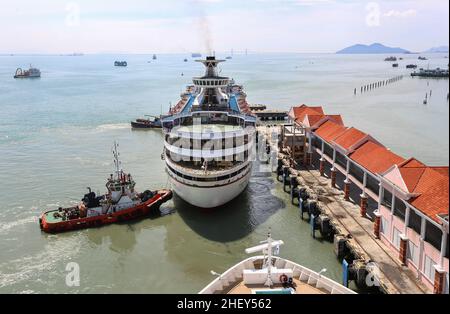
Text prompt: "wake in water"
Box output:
[[0, 216, 38, 234], [0, 235, 83, 291], [96, 123, 130, 131]]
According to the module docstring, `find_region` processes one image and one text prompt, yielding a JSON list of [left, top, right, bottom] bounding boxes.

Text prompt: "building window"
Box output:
[[425, 221, 443, 251], [380, 216, 390, 236], [407, 241, 419, 266], [393, 198, 406, 221], [349, 163, 364, 183], [393, 228, 401, 249], [423, 255, 436, 281], [408, 210, 422, 235], [335, 152, 346, 168], [382, 189, 393, 208], [366, 176, 380, 195]]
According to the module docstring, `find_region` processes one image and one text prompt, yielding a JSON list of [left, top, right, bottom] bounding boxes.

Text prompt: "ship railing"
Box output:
[[161, 111, 257, 127]]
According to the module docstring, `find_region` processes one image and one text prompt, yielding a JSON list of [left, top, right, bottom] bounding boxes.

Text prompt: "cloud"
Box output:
[[0, 0, 447, 54], [384, 9, 417, 18], [294, 0, 335, 5]]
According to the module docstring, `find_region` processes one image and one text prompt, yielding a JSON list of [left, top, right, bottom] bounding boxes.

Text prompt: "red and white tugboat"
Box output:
[[39, 142, 172, 233]]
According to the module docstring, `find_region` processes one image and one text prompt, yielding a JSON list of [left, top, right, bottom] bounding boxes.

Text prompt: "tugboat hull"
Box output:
[[39, 189, 172, 233], [131, 121, 162, 129]]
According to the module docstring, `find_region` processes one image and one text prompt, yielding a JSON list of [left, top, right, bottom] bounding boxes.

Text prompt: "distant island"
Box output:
[[425, 46, 449, 53], [336, 43, 410, 54]]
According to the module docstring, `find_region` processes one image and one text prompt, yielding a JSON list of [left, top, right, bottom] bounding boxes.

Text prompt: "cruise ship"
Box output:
[[161, 56, 256, 208]]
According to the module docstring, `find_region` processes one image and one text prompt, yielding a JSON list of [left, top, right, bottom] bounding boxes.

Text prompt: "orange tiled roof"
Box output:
[[399, 167, 426, 192], [314, 120, 347, 142], [387, 158, 450, 223], [302, 114, 325, 127], [332, 127, 368, 151], [327, 115, 344, 126], [291, 105, 324, 122], [303, 114, 345, 128], [407, 167, 449, 223], [399, 158, 426, 168], [431, 167, 449, 177], [350, 141, 405, 174]]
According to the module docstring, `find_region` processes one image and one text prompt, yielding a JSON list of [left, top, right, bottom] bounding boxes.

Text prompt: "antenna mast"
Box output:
[[112, 141, 121, 177], [264, 228, 274, 287]]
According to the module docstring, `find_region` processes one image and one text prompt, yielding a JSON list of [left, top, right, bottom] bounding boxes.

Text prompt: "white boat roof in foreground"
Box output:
[[199, 231, 356, 295]]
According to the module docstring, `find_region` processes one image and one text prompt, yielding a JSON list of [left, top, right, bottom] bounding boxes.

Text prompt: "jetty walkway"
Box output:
[[293, 164, 429, 294], [258, 125, 432, 294]]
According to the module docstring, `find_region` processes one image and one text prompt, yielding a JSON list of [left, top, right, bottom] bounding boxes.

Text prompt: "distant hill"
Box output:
[[336, 43, 410, 54], [425, 46, 449, 53]]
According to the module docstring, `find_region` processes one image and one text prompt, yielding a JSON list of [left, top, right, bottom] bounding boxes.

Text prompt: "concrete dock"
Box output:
[[252, 109, 288, 121], [259, 125, 431, 294]]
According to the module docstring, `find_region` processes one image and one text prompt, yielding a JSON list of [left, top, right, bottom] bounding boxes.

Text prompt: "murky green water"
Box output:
[[0, 53, 448, 293]]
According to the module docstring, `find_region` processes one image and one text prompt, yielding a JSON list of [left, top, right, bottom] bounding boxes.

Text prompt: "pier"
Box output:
[[258, 121, 444, 294], [252, 108, 288, 121], [355, 75, 404, 95]]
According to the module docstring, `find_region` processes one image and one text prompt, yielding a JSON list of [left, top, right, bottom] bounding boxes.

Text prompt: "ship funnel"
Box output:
[[197, 56, 226, 78]]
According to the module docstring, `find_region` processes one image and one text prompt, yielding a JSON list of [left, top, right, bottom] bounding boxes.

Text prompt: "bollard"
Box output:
[[299, 199, 304, 219], [330, 169, 337, 188], [290, 176, 298, 204], [319, 158, 325, 176], [360, 196, 368, 217], [282, 166, 291, 193]]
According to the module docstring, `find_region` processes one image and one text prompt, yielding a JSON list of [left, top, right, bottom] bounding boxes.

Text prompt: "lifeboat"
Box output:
[[39, 142, 172, 234]]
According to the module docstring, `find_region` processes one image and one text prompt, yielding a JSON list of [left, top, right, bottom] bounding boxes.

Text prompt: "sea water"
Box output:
[[0, 53, 448, 293]]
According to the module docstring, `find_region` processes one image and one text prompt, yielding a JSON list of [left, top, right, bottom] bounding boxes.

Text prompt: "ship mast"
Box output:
[[264, 229, 274, 287], [112, 141, 122, 178]]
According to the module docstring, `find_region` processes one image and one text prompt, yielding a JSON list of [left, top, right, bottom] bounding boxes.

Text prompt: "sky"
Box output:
[[0, 0, 448, 54]]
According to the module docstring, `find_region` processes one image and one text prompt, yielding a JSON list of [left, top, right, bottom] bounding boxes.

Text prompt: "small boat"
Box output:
[[418, 56, 428, 60], [39, 142, 172, 233], [131, 115, 162, 129], [114, 61, 127, 67], [226, 56, 232, 60], [153, 54, 157, 60], [392, 63, 399, 68], [14, 65, 41, 78], [184, 58, 188, 62], [406, 64, 418, 69], [384, 56, 397, 62], [411, 68, 449, 78], [199, 230, 356, 294]]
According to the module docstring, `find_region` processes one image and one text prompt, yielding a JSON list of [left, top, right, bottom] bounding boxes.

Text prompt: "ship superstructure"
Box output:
[[199, 231, 356, 294], [161, 56, 256, 208]]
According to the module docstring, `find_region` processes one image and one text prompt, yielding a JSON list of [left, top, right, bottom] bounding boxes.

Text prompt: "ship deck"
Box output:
[[43, 210, 66, 223], [175, 124, 244, 134], [225, 279, 328, 294], [168, 160, 247, 175]]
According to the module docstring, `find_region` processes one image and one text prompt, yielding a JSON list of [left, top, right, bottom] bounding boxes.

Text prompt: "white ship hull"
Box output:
[[169, 167, 252, 208]]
